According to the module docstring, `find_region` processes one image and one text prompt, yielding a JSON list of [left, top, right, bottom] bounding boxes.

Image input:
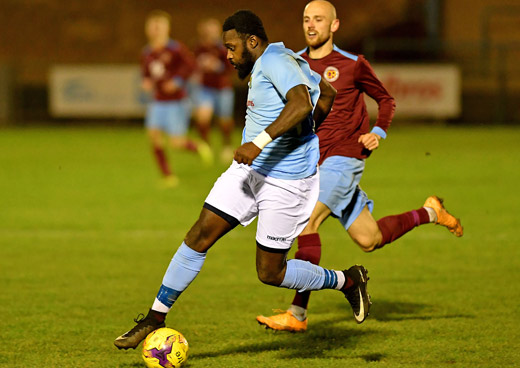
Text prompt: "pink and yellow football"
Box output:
[[142, 328, 189, 368]]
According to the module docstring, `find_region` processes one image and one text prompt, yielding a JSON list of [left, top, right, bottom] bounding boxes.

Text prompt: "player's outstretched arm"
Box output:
[[234, 84, 313, 165], [313, 77, 336, 128]]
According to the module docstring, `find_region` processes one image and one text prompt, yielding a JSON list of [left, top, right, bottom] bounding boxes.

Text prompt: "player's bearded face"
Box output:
[[235, 41, 255, 80], [304, 20, 332, 49], [224, 30, 255, 80]]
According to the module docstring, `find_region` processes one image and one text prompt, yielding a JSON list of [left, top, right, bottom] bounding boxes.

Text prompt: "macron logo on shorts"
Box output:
[[267, 235, 287, 241]]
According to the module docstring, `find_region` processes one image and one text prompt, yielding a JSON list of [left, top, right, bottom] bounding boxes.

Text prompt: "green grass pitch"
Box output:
[[0, 124, 519, 367]]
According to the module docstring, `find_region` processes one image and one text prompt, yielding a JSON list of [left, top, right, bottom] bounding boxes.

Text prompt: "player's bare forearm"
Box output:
[[264, 84, 313, 140], [313, 78, 336, 127], [237, 85, 312, 166]]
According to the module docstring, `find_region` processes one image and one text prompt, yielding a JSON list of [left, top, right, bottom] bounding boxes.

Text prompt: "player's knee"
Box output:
[[301, 220, 320, 235], [352, 234, 378, 252], [169, 137, 185, 149], [149, 136, 163, 149]]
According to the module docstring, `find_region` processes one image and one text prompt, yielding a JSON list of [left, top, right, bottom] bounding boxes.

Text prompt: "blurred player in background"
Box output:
[[256, 0, 464, 332], [192, 18, 236, 163], [115, 10, 372, 350], [142, 10, 212, 187]]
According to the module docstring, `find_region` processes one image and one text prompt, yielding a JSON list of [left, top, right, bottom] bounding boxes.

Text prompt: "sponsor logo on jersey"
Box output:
[[247, 100, 255, 107], [324, 66, 339, 82], [267, 235, 287, 241]]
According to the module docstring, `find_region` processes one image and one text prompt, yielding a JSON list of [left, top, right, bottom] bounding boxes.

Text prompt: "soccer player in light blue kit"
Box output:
[[114, 10, 370, 349]]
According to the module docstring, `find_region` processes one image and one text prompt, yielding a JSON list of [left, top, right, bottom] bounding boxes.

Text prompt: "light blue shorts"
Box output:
[[146, 99, 190, 136], [195, 86, 234, 119], [319, 156, 374, 230]]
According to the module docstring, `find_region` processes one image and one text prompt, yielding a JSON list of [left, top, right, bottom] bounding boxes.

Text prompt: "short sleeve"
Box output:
[[261, 51, 312, 99]]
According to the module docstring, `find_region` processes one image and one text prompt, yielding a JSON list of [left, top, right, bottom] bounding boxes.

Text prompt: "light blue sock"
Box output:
[[152, 242, 207, 312], [280, 259, 344, 292]]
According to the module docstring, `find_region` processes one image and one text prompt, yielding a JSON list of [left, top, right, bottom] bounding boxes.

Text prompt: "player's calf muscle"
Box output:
[[257, 267, 286, 286], [184, 226, 212, 252], [256, 248, 287, 285]]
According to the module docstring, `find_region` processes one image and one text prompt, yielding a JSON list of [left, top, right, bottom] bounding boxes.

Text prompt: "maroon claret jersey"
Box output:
[[299, 45, 395, 164], [193, 43, 233, 90], [141, 39, 196, 101]]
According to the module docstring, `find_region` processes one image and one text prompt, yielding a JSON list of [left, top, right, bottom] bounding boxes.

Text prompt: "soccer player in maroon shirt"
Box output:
[[256, 0, 464, 331], [142, 10, 212, 188], [192, 18, 236, 163]]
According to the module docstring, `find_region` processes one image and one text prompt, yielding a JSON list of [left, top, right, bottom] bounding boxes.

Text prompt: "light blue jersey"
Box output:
[[242, 42, 321, 180]]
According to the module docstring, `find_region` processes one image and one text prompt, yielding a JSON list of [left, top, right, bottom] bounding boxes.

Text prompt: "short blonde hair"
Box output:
[[145, 9, 172, 25]]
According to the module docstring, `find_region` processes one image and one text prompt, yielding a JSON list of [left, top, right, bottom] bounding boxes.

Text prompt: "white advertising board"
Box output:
[[49, 63, 461, 119], [49, 65, 146, 118], [366, 64, 461, 119]]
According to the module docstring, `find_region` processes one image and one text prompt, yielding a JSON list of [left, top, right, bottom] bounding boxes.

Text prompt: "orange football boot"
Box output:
[[256, 310, 307, 332], [424, 196, 463, 237]]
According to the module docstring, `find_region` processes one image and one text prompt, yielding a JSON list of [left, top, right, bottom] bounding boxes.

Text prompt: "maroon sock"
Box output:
[[222, 131, 232, 147], [197, 124, 211, 143], [291, 233, 322, 309], [219, 121, 234, 146], [184, 139, 198, 152], [152, 147, 171, 176], [376, 208, 430, 248], [147, 308, 166, 323]]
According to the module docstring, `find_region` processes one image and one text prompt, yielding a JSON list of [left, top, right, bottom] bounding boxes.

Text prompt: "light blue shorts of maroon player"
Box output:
[[146, 99, 190, 136], [195, 86, 235, 119], [318, 155, 374, 230]]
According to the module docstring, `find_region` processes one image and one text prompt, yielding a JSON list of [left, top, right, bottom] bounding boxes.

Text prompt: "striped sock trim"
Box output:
[[323, 269, 338, 289], [412, 210, 420, 226], [156, 284, 182, 308]]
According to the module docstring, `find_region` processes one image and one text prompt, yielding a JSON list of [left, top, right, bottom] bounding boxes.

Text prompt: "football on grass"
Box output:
[[142, 328, 189, 368]]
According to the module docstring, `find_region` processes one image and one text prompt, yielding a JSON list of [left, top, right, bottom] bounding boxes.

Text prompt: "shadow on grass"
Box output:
[[367, 299, 475, 322], [360, 352, 386, 362], [193, 317, 384, 360], [118, 300, 473, 365]]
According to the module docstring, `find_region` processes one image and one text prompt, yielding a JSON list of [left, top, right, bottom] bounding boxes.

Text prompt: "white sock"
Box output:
[[289, 304, 307, 321], [334, 270, 346, 290], [152, 298, 171, 313], [424, 207, 437, 223]]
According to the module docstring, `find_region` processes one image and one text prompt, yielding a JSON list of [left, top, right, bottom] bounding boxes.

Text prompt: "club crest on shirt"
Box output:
[[149, 60, 166, 78], [324, 66, 339, 82]]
